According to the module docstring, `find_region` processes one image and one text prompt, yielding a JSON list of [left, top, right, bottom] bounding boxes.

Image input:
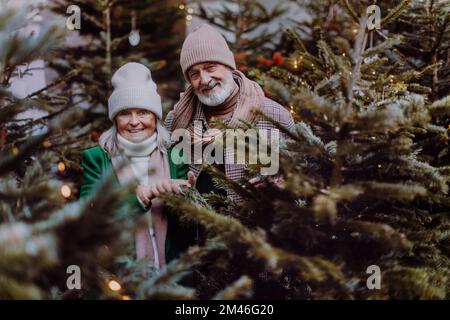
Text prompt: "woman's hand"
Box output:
[[136, 171, 196, 207]]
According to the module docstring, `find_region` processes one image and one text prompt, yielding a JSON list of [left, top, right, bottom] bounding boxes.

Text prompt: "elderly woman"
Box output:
[[80, 62, 195, 270]]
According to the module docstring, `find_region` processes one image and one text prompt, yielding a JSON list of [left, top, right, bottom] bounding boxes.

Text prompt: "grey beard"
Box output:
[[197, 74, 235, 106]]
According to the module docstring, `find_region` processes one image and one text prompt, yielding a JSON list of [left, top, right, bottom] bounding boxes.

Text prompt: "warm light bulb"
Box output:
[[108, 280, 121, 291], [58, 162, 65, 172], [179, 4, 185, 10], [61, 184, 71, 198]]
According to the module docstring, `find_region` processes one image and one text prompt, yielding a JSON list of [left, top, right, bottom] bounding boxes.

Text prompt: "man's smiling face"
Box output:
[[187, 62, 235, 106]]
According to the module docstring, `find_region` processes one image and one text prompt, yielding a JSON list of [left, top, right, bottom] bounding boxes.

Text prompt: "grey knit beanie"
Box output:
[[180, 24, 236, 80], [108, 62, 162, 120]]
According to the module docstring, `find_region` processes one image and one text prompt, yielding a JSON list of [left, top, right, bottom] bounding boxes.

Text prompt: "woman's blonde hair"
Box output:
[[98, 118, 171, 157]]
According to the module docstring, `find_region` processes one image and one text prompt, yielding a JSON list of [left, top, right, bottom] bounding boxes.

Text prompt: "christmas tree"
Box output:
[[157, 0, 450, 299], [0, 3, 141, 299], [0, 1, 186, 299]]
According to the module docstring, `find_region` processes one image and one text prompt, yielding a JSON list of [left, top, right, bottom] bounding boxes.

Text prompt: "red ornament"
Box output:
[[234, 51, 247, 61], [272, 52, 284, 66], [90, 131, 100, 142], [238, 65, 248, 73], [256, 56, 274, 67]]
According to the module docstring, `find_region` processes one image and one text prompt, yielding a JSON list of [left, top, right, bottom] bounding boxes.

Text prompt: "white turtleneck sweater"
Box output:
[[116, 132, 157, 185]]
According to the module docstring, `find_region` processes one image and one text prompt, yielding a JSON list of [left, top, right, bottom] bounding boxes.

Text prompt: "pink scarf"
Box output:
[[170, 70, 265, 134], [110, 147, 169, 269]]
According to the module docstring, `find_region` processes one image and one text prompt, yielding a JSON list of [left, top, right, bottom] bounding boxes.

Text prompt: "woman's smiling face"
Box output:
[[115, 108, 156, 142]]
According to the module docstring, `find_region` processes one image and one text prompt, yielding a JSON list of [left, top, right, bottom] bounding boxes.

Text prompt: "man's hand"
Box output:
[[137, 171, 196, 207], [187, 171, 196, 187], [248, 175, 285, 189]]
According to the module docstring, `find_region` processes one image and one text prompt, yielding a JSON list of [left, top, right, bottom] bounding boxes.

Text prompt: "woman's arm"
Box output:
[[80, 149, 103, 199], [80, 148, 149, 214]]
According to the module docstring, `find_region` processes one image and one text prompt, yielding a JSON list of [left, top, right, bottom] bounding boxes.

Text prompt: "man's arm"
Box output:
[[258, 98, 296, 141]]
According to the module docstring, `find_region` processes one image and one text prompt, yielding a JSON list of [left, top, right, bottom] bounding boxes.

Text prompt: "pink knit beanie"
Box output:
[[180, 24, 236, 80]]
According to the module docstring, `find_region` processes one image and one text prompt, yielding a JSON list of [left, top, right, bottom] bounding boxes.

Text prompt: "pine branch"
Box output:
[[0, 108, 85, 176], [381, 0, 412, 27], [163, 193, 350, 290], [363, 35, 403, 58], [137, 245, 209, 299], [212, 275, 253, 300], [341, 0, 359, 23]]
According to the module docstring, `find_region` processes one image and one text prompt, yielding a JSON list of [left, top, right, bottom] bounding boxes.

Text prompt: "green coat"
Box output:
[[80, 145, 192, 263]]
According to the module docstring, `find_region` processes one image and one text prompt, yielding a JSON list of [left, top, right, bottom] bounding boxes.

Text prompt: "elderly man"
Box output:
[[165, 24, 295, 201]]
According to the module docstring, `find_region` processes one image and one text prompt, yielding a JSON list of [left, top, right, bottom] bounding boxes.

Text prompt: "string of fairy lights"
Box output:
[[178, 3, 194, 26]]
